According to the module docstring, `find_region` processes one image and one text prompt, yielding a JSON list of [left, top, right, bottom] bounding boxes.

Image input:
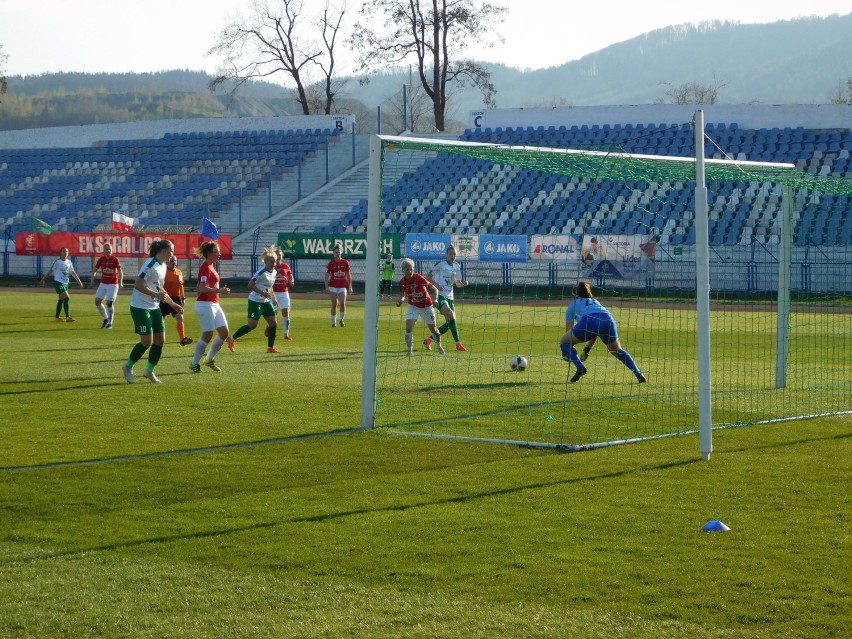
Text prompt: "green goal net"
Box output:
[[361, 129, 852, 453]]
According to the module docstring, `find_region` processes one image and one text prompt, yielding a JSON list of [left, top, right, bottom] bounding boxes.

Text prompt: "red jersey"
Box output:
[[197, 261, 221, 302], [326, 258, 351, 288], [399, 273, 433, 309], [94, 255, 122, 285], [273, 262, 293, 292]]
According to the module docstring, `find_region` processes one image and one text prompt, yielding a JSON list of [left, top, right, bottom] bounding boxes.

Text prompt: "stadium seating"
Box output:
[[3, 121, 849, 248], [0, 128, 339, 234], [314, 122, 851, 246]]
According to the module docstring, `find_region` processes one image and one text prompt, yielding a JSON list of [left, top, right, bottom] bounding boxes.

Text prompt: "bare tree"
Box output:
[[352, 0, 507, 131], [0, 46, 8, 101], [523, 96, 572, 109], [827, 78, 852, 105], [207, 0, 347, 115], [657, 75, 728, 105]]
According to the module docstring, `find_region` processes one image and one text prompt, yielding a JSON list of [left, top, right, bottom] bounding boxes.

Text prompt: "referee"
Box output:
[[161, 255, 193, 346]]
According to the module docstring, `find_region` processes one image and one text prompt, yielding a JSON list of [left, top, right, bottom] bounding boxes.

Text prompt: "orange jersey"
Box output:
[[163, 267, 185, 298]]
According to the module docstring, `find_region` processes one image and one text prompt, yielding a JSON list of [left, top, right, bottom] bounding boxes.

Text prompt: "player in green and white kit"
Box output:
[[40, 247, 84, 322], [230, 248, 280, 353], [425, 245, 469, 352], [123, 239, 182, 384]]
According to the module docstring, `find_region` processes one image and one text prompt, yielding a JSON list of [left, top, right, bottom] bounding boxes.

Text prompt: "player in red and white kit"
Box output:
[[190, 241, 234, 373], [90, 243, 123, 328], [395, 258, 445, 356], [323, 244, 352, 327], [272, 248, 295, 340]]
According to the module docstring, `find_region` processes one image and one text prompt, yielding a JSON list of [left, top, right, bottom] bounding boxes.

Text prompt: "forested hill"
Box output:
[[1, 13, 850, 132]]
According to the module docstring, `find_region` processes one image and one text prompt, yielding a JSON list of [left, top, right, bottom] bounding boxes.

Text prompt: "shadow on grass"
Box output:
[[0, 372, 189, 391], [6, 343, 132, 353], [2, 456, 699, 565], [2, 521, 278, 564], [0, 379, 141, 392], [292, 430, 852, 524], [0, 427, 362, 473], [3, 430, 848, 564], [414, 380, 521, 392], [0, 350, 365, 389], [291, 458, 703, 524]]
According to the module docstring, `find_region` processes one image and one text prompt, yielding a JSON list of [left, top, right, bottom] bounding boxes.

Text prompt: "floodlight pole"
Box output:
[[361, 134, 383, 429], [694, 110, 713, 461]]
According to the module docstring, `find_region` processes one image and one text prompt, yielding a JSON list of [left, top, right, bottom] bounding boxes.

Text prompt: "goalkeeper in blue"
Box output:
[[560, 282, 647, 384]]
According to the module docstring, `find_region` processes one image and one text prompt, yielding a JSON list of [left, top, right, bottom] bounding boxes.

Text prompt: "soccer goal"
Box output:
[[360, 115, 852, 457]]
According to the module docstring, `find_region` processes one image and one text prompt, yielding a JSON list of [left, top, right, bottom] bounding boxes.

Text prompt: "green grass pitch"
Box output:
[[0, 290, 849, 638]]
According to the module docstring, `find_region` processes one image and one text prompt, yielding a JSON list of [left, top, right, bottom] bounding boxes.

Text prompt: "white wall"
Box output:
[[0, 115, 357, 150], [468, 104, 852, 131]]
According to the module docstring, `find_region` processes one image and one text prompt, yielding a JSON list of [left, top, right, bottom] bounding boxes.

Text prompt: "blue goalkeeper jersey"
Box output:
[[565, 297, 613, 325]]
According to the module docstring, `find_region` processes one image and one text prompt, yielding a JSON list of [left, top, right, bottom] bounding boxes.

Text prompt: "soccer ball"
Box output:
[[510, 355, 528, 371]]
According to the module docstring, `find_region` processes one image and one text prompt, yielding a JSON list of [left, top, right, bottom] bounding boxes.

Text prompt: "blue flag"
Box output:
[[201, 217, 219, 240]]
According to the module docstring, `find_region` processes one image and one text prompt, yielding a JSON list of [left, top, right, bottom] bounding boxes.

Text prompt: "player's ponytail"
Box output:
[[149, 239, 173, 257], [194, 241, 218, 259], [574, 282, 593, 298]]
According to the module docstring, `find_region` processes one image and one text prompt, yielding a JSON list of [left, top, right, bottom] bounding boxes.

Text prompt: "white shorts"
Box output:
[[407, 305, 436, 324], [274, 292, 291, 310], [195, 301, 229, 333], [328, 287, 347, 298], [95, 283, 119, 302]]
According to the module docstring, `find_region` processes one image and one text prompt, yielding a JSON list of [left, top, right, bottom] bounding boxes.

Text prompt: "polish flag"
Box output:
[[112, 212, 135, 232]]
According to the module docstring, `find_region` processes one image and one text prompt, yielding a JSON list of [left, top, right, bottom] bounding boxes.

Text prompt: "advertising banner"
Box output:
[[580, 234, 655, 279], [404, 234, 453, 260], [15, 232, 234, 259], [406, 233, 528, 262], [479, 234, 528, 263], [451, 234, 480, 259], [530, 234, 580, 261], [276, 233, 401, 259]]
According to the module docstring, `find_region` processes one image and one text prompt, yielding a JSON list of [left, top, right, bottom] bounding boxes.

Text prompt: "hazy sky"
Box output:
[[1, 0, 850, 78]]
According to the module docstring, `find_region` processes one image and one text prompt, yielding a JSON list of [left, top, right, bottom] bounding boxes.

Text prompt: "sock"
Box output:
[[55, 300, 63, 318], [331, 314, 337, 325], [340, 312, 346, 321], [147, 343, 163, 368], [561, 343, 584, 369], [613, 349, 641, 376], [62, 298, 70, 317], [207, 336, 224, 360], [268, 329, 276, 348], [96, 303, 107, 320], [284, 317, 290, 335], [448, 320, 460, 343], [192, 340, 208, 366], [438, 323, 449, 335], [177, 322, 186, 340], [129, 342, 148, 364], [232, 325, 251, 340], [107, 305, 115, 323], [405, 332, 414, 350]]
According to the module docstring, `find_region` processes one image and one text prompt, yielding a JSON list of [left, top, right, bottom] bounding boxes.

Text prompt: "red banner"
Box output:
[[15, 232, 233, 260]]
